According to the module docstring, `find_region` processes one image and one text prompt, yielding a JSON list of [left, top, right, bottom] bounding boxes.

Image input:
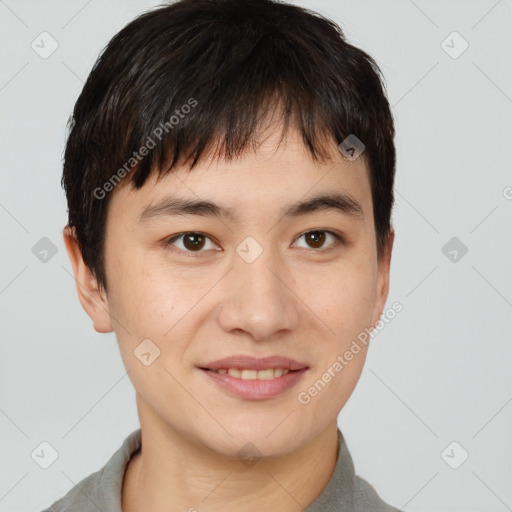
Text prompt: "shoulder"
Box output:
[[39, 466, 106, 512], [39, 428, 142, 512], [354, 475, 403, 512]]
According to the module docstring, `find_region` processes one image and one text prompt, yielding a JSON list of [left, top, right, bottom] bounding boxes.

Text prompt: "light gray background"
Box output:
[[1, 1, 511, 511]]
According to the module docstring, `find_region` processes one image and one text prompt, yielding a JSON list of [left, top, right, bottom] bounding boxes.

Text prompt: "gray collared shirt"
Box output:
[[42, 428, 402, 512]]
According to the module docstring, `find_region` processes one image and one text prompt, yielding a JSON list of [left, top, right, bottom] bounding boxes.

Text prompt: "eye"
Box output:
[[165, 229, 344, 257], [293, 230, 343, 251], [166, 232, 218, 256]]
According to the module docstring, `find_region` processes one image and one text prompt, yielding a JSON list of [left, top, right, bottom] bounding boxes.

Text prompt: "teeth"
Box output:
[[241, 369, 258, 380], [212, 368, 292, 379], [254, 369, 274, 380]]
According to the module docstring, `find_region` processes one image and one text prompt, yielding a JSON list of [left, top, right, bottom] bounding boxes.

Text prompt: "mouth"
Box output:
[[198, 355, 309, 400], [200, 367, 300, 380]]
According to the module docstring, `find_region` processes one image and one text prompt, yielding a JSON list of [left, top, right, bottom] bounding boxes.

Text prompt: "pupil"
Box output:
[[184, 233, 205, 251], [307, 231, 325, 249]]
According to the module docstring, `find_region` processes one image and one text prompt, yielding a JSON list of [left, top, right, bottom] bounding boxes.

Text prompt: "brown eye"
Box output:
[[294, 230, 343, 251], [166, 232, 217, 255], [182, 233, 206, 251], [305, 231, 326, 249]]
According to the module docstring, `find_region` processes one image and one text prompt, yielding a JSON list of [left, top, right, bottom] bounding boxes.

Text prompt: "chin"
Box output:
[[198, 420, 309, 459]]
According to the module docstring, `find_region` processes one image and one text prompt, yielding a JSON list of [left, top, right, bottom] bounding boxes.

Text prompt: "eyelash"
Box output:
[[165, 229, 344, 257]]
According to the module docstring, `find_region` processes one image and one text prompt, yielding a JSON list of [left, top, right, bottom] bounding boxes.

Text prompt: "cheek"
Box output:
[[300, 256, 377, 336], [108, 273, 190, 415], [294, 259, 375, 409], [105, 259, 186, 370], [106, 244, 186, 331]]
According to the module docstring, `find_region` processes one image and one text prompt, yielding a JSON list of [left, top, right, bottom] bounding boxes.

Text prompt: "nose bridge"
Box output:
[[217, 239, 300, 340]]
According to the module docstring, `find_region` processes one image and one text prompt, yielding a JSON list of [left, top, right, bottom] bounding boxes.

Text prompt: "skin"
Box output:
[[63, 123, 393, 512]]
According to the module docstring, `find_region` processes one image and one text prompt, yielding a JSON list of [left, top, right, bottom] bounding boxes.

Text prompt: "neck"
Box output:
[[122, 399, 339, 512]]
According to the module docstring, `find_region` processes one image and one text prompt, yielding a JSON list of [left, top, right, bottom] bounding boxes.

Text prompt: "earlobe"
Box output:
[[62, 225, 114, 333]]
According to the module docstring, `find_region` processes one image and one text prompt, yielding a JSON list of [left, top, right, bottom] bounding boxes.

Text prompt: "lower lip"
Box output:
[[200, 368, 308, 400]]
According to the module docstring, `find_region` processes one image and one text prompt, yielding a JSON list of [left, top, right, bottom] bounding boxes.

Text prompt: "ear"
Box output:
[[62, 225, 114, 333], [369, 229, 394, 328]]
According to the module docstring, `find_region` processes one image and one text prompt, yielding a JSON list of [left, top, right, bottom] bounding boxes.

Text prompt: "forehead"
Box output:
[[109, 126, 372, 226]]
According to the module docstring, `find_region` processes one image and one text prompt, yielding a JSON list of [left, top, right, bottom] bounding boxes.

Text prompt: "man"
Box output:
[[45, 0, 401, 510]]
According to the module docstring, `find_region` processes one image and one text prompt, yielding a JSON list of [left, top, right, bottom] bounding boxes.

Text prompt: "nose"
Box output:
[[216, 248, 301, 342]]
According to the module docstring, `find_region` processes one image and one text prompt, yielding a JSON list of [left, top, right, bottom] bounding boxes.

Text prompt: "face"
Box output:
[[64, 125, 393, 458]]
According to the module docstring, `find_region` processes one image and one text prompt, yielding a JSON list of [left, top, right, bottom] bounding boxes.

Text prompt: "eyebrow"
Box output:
[[137, 191, 364, 224]]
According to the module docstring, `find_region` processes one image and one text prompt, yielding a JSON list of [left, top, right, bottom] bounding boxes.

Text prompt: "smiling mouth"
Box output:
[[199, 364, 308, 400], [200, 367, 300, 380]]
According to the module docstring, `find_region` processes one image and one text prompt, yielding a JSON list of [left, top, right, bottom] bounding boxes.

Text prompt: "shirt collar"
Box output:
[[92, 426, 356, 511]]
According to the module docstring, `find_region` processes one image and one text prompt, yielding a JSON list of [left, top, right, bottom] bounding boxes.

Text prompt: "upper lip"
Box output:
[[200, 355, 309, 371]]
